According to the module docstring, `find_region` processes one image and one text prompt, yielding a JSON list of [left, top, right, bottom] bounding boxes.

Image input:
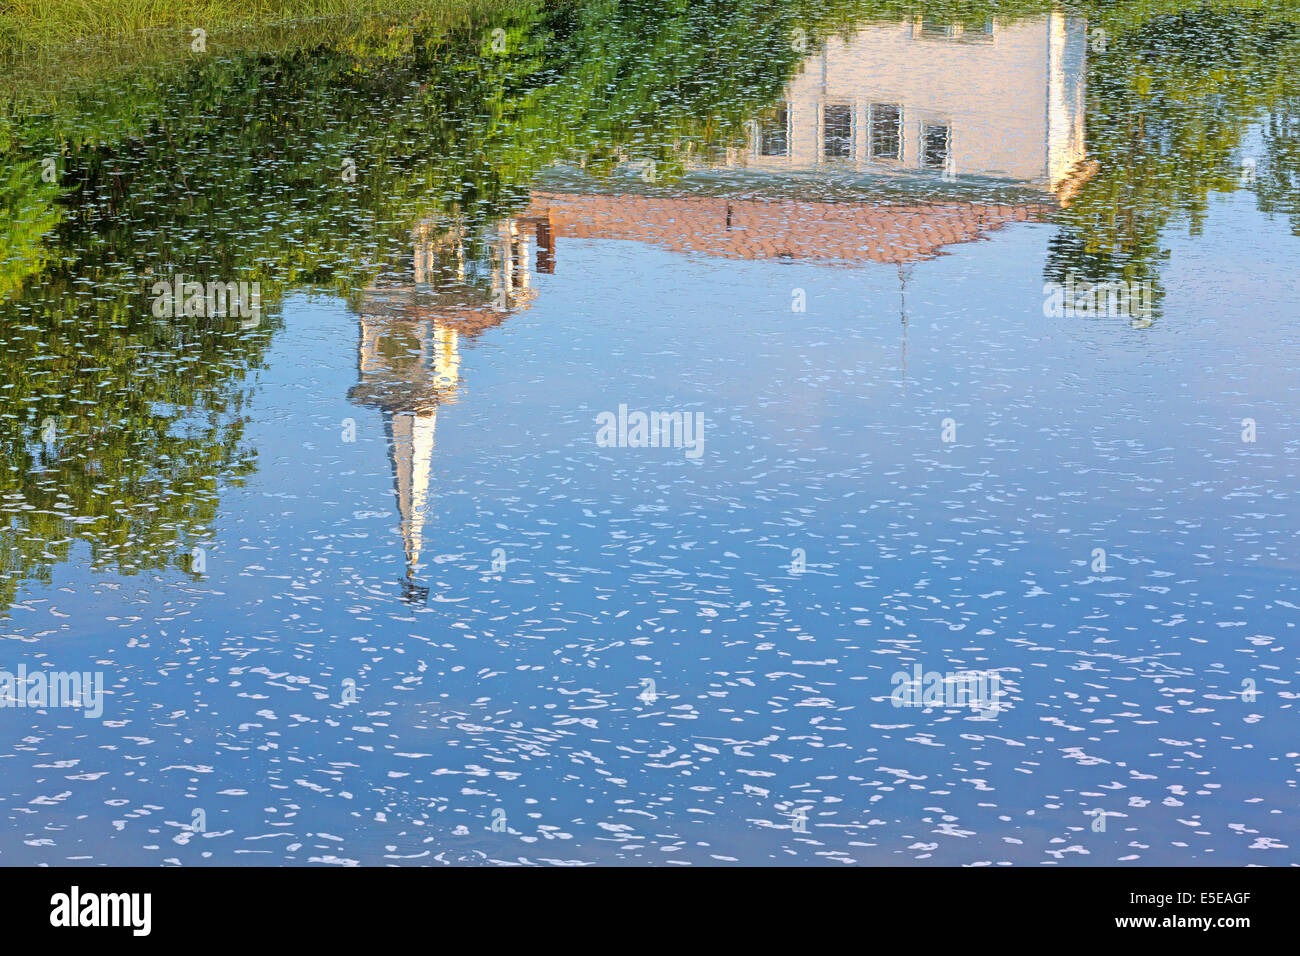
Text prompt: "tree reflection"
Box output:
[[1, 0, 1299, 606]]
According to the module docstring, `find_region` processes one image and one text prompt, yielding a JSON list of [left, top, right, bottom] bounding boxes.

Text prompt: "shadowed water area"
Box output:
[[0, 0, 1297, 865]]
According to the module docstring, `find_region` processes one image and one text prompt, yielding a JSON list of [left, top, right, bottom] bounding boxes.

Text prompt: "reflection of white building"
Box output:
[[732, 12, 1089, 197], [514, 11, 1094, 273], [349, 216, 547, 601]]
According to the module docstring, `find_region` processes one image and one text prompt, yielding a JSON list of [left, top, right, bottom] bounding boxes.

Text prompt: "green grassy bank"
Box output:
[[0, 0, 519, 50]]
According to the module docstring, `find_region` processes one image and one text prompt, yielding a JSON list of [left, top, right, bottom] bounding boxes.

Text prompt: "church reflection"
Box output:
[[351, 11, 1093, 598], [518, 12, 1093, 268], [728, 11, 1092, 198], [348, 215, 550, 602]]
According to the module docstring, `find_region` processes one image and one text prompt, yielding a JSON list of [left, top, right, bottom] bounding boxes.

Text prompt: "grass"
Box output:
[[0, 0, 521, 51], [0, 0, 535, 123]]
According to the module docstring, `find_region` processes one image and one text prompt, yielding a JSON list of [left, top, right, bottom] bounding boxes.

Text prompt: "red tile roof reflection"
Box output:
[[520, 191, 1052, 264]]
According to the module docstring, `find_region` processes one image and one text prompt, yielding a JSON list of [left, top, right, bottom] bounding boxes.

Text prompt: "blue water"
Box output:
[[1, 4, 1298, 865]]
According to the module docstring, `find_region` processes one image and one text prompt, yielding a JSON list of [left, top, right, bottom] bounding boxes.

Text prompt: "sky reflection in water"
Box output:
[[0, 2, 1297, 865]]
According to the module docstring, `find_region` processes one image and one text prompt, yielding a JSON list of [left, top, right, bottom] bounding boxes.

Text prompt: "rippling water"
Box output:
[[0, 0, 1297, 865]]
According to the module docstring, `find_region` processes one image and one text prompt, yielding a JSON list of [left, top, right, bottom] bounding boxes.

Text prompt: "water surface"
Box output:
[[0, 0, 1297, 865]]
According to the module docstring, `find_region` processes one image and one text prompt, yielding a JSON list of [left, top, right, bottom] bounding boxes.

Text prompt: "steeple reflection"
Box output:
[[349, 215, 550, 602]]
